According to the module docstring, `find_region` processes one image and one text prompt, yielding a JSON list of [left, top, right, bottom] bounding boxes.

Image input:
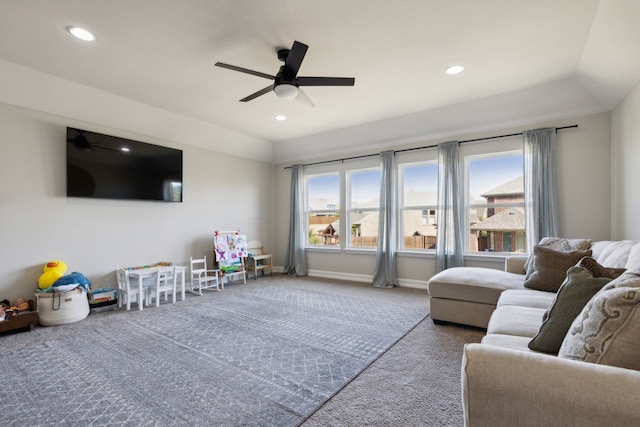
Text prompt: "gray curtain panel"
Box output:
[[435, 141, 464, 273], [284, 164, 308, 276], [524, 128, 558, 252], [373, 150, 397, 288]]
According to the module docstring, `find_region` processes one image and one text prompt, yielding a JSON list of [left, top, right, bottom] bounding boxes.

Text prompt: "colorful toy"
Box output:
[[14, 298, 30, 312], [38, 260, 68, 289], [43, 260, 67, 273], [53, 272, 91, 292]]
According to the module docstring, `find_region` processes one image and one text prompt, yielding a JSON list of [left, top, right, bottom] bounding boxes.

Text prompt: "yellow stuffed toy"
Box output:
[[38, 260, 68, 289]]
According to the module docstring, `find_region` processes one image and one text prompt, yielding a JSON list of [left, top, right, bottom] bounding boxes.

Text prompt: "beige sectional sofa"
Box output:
[[427, 240, 640, 426]]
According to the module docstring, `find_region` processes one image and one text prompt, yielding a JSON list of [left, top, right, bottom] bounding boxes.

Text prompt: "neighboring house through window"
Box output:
[[302, 142, 527, 255]]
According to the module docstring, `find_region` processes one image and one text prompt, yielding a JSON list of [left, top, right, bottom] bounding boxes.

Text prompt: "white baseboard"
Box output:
[[273, 266, 428, 290]]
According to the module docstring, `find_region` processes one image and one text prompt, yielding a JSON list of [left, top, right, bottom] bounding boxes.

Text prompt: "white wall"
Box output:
[[0, 103, 275, 302], [274, 112, 612, 288], [611, 79, 640, 240]]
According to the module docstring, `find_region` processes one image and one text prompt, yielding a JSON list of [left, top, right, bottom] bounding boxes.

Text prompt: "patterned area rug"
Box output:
[[0, 276, 427, 426]]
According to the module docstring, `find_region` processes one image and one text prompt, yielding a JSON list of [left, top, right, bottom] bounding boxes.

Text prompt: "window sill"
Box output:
[[344, 247, 376, 255], [305, 246, 341, 253]]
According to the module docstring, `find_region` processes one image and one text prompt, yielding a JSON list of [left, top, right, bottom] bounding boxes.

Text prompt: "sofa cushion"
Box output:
[[481, 333, 534, 352], [591, 240, 638, 268], [486, 305, 546, 338], [524, 246, 592, 292], [558, 286, 640, 370], [427, 267, 525, 305], [497, 289, 556, 310], [528, 267, 612, 354], [524, 237, 592, 275]]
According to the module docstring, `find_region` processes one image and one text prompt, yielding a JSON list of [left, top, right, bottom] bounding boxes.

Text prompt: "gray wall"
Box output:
[[0, 103, 275, 302], [611, 79, 640, 240]]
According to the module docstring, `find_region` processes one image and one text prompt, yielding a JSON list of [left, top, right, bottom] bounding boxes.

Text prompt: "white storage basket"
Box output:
[[35, 288, 90, 326]]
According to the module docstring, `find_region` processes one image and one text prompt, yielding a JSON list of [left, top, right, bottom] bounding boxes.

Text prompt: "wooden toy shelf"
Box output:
[[0, 311, 38, 334]]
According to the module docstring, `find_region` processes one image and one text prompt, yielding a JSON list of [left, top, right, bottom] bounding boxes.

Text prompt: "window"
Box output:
[[306, 173, 340, 246], [400, 162, 438, 250], [347, 168, 381, 248], [466, 151, 525, 253]]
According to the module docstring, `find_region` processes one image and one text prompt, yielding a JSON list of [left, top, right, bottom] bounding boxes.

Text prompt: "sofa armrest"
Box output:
[[504, 255, 527, 274], [461, 343, 640, 427]]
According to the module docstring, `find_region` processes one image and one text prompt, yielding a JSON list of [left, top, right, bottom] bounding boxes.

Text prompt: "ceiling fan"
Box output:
[[215, 40, 355, 108]]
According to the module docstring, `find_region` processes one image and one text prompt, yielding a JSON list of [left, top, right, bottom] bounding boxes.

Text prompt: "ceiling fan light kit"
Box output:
[[273, 83, 299, 99], [215, 40, 355, 107]]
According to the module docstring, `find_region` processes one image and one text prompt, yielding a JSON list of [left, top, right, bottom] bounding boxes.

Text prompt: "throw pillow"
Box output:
[[558, 286, 640, 370], [523, 246, 592, 292], [523, 237, 592, 276], [600, 271, 640, 291], [624, 242, 640, 274], [576, 256, 625, 279], [528, 266, 612, 354]]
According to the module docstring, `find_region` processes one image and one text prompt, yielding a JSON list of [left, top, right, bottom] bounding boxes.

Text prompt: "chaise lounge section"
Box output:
[[427, 239, 637, 328]]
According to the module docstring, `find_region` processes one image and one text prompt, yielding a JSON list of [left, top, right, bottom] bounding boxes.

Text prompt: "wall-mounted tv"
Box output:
[[66, 127, 183, 202]]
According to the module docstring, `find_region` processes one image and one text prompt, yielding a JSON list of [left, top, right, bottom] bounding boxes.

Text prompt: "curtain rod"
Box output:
[[284, 124, 578, 169]]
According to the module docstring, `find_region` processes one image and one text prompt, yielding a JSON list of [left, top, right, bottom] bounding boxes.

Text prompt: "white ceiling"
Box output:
[[0, 0, 639, 163]]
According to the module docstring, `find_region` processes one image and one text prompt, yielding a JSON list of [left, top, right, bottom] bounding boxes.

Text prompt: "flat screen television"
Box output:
[[66, 127, 183, 202]]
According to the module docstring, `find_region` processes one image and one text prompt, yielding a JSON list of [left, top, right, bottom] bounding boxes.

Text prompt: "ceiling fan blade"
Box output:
[[215, 62, 275, 80], [295, 88, 315, 109], [298, 76, 355, 86], [283, 41, 308, 79], [240, 85, 274, 102]]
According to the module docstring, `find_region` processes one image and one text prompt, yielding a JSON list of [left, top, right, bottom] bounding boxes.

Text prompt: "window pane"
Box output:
[[350, 169, 381, 208], [349, 169, 380, 248], [308, 174, 339, 210], [307, 174, 339, 247], [400, 162, 438, 250], [402, 163, 437, 206], [308, 213, 339, 246], [467, 153, 526, 253]]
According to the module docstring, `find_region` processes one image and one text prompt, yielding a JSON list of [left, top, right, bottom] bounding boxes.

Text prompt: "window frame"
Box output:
[[464, 149, 526, 255], [346, 166, 382, 250], [398, 160, 438, 253]]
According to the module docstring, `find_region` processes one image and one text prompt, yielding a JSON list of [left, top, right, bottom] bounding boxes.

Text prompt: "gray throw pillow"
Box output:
[[528, 266, 612, 354], [524, 246, 592, 292], [558, 286, 640, 370], [524, 237, 592, 276]]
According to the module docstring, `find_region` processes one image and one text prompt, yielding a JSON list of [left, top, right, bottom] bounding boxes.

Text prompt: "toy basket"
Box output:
[[35, 288, 89, 326]]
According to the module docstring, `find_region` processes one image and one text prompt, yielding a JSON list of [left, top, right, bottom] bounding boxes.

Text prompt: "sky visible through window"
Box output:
[[308, 174, 339, 202], [468, 154, 523, 200], [403, 163, 438, 193], [308, 154, 522, 205], [350, 170, 381, 204]]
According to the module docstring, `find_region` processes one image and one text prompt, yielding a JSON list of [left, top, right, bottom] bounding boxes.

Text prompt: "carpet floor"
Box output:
[[301, 317, 484, 426], [0, 275, 432, 426]]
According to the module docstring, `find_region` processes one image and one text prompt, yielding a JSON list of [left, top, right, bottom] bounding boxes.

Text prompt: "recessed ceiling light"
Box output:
[[274, 115, 287, 121], [67, 26, 95, 42], [445, 65, 465, 75], [121, 147, 130, 152]]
